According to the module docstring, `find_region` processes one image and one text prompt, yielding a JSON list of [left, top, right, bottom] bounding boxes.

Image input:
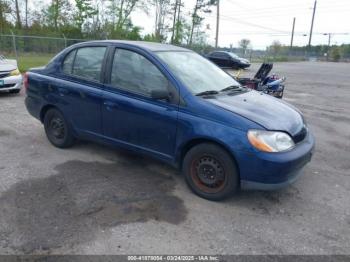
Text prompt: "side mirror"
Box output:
[[151, 89, 170, 101]]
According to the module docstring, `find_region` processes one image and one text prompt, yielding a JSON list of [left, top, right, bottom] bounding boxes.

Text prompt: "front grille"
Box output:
[[0, 72, 10, 78], [293, 125, 307, 144], [0, 83, 16, 88]]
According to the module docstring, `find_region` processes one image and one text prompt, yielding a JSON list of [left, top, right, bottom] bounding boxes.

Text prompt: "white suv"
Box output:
[[0, 55, 22, 94]]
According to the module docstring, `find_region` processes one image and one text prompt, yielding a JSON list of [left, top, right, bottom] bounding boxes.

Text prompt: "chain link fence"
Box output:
[[0, 34, 88, 71], [0, 33, 87, 56], [1, 33, 348, 71]]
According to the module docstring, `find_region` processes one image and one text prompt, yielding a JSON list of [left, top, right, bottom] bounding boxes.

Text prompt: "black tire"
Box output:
[[44, 108, 75, 148], [182, 143, 239, 201], [279, 90, 284, 98], [9, 89, 20, 94]]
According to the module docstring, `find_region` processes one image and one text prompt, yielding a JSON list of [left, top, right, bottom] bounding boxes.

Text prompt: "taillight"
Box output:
[[23, 72, 29, 91]]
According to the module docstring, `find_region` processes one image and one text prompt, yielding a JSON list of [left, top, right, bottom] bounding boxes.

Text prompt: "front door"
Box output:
[[102, 48, 179, 159]]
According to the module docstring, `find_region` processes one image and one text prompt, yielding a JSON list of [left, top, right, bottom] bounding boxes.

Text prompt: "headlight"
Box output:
[[9, 69, 21, 76], [247, 130, 295, 152]]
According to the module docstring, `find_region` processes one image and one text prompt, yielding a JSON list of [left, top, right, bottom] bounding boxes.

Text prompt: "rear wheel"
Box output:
[[44, 108, 75, 148], [183, 143, 239, 201]]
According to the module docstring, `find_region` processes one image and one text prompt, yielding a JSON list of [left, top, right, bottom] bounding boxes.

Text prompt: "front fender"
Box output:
[[174, 110, 257, 167]]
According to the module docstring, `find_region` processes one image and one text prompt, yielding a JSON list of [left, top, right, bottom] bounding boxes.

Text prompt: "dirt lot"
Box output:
[[0, 62, 349, 255]]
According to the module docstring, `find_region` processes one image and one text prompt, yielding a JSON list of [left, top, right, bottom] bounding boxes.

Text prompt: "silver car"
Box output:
[[0, 55, 22, 94]]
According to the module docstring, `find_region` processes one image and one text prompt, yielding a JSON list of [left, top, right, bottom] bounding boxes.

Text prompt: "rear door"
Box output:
[[215, 52, 228, 67], [54, 45, 107, 135], [209, 52, 222, 66], [101, 47, 179, 159], [221, 53, 232, 67]]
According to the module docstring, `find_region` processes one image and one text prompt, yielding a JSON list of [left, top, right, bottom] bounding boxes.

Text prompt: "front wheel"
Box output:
[[44, 108, 75, 148], [278, 90, 284, 98], [183, 143, 239, 201]]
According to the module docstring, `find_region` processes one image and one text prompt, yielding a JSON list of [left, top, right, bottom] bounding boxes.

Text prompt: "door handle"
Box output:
[[58, 88, 69, 96], [103, 101, 119, 110]]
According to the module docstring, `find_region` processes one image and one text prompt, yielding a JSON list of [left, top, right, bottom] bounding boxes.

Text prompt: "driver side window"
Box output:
[[110, 49, 169, 97]]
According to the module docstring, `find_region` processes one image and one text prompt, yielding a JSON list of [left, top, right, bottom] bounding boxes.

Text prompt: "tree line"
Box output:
[[0, 0, 218, 46]]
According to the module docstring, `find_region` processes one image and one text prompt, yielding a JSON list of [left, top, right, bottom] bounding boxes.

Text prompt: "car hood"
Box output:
[[207, 90, 303, 135], [0, 59, 17, 72], [239, 58, 250, 64]]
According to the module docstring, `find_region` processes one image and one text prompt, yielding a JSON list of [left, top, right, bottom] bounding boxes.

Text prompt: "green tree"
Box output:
[[339, 44, 350, 59], [331, 47, 341, 62], [0, 0, 11, 32], [12, 0, 21, 28], [188, 0, 215, 46], [238, 38, 251, 56], [74, 0, 97, 32], [43, 0, 73, 31], [153, 0, 172, 42], [270, 40, 282, 58], [108, 0, 140, 36]]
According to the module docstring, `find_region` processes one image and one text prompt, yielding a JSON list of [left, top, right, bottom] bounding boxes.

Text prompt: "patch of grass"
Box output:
[[9, 54, 54, 72]]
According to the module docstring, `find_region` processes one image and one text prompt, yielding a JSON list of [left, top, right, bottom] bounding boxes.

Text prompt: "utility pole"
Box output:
[[324, 33, 331, 61], [290, 17, 296, 49], [215, 0, 220, 48], [308, 0, 317, 48]]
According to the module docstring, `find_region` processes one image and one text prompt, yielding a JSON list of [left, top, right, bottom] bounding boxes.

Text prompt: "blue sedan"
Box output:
[[24, 41, 315, 200]]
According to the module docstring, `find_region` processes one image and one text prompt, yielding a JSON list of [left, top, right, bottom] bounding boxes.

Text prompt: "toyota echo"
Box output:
[[25, 41, 315, 200]]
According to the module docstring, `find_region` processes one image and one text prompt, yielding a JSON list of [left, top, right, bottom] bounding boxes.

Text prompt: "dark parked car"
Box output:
[[25, 41, 314, 200], [206, 51, 250, 69]]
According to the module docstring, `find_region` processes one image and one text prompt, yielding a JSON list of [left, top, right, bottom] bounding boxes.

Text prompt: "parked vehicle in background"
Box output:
[[206, 51, 251, 69], [25, 41, 314, 201], [0, 55, 22, 94]]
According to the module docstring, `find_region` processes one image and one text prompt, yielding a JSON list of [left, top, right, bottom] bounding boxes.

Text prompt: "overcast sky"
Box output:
[[131, 0, 350, 49]]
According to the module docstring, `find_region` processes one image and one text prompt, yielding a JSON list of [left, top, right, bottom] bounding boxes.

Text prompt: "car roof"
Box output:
[[77, 40, 190, 52], [211, 50, 239, 54]]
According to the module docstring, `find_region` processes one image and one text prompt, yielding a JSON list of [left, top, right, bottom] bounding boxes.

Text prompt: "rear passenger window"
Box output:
[[69, 47, 106, 81]]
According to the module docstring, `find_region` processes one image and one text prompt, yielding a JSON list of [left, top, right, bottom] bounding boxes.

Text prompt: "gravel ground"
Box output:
[[0, 62, 349, 255]]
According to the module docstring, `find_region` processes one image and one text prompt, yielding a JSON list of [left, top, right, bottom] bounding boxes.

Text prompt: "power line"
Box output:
[[226, 0, 349, 13], [201, 11, 291, 33]]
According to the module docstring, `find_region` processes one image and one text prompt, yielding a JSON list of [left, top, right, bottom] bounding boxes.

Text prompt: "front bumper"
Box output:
[[239, 63, 251, 69], [238, 131, 315, 190], [0, 75, 23, 92]]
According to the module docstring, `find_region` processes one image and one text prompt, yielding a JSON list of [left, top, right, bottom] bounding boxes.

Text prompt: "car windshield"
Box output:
[[228, 53, 239, 58], [156, 51, 241, 94]]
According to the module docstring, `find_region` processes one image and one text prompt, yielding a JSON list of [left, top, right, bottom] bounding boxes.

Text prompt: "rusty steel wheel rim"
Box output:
[[190, 155, 226, 194], [49, 117, 65, 139]]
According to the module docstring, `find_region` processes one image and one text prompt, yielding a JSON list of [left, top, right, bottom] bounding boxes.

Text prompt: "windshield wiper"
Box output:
[[196, 90, 219, 96], [220, 85, 242, 92]]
